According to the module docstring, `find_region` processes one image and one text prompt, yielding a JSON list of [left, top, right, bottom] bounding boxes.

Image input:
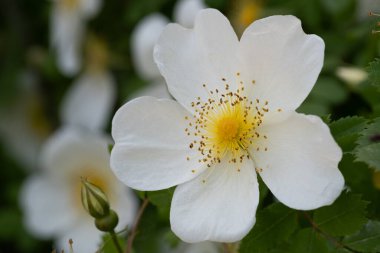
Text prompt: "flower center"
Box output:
[[185, 74, 271, 171], [216, 116, 239, 141]]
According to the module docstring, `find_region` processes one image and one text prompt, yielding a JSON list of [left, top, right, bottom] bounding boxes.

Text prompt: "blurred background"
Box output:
[[0, 0, 379, 252]]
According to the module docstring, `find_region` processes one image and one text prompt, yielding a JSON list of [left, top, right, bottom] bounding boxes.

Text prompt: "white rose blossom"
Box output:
[[111, 9, 344, 243], [50, 0, 101, 76], [20, 128, 138, 252]]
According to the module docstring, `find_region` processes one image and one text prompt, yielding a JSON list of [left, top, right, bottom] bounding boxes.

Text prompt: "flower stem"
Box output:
[[126, 197, 149, 253], [110, 230, 123, 253]]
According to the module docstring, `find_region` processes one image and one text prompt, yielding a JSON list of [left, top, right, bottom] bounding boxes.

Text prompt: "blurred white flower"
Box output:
[[60, 70, 116, 131], [60, 35, 116, 131], [111, 10, 344, 243], [0, 70, 51, 170], [51, 0, 102, 76], [131, 14, 169, 81], [129, 0, 207, 99], [173, 0, 207, 28], [20, 127, 138, 252], [336, 66, 368, 87]]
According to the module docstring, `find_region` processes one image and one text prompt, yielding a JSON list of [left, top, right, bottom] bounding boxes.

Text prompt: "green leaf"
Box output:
[[331, 248, 351, 253], [287, 228, 329, 253], [329, 116, 368, 153], [239, 203, 298, 252], [355, 118, 380, 171], [313, 192, 368, 236], [368, 58, 380, 89], [357, 118, 380, 147], [355, 143, 380, 171], [146, 187, 174, 219], [343, 220, 380, 253]]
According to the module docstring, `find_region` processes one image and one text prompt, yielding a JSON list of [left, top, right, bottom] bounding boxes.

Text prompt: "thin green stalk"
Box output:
[[110, 230, 123, 253]]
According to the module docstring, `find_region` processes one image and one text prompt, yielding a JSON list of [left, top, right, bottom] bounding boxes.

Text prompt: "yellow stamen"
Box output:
[[185, 76, 270, 169]]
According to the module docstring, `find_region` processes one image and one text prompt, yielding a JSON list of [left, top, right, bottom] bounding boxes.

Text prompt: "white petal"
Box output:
[[128, 79, 171, 100], [79, 0, 102, 18], [173, 0, 207, 28], [19, 175, 77, 238], [131, 14, 169, 80], [170, 158, 259, 243], [51, 7, 83, 76], [111, 97, 205, 191], [238, 15, 324, 111], [55, 219, 102, 253], [60, 71, 116, 131], [40, 127, 111, 178], [252, 112, 344, 210], [154, 9, 239, 113]]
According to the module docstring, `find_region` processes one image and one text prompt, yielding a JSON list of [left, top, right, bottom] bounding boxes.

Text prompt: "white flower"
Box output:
[[336, 66, 368, 87], [50, 0, 101, 76], [111, 9, 344, 243], [60, 70, 116, 131], [173, 0, 207, 28], [131, 14, 169, 81], [20, 127, 138, 252]]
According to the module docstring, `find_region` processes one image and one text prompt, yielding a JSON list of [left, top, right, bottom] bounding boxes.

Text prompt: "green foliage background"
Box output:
[[0, 0, 379, 252]]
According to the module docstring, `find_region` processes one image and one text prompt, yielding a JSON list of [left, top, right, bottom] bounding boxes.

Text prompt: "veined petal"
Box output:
[[154, 9, 239, 113], [170, 158, 259, 243], [111, 97, 206, 191], [173, 0, 207, 28], [19, 175, 77, 238], [238, 15, 324, 111], [131, 14, 169, 80], [252, 112, 344, 210], [60, 71, 116, 131]]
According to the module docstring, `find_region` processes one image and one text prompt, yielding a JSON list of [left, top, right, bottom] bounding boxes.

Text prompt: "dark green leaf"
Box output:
[[368, 58, 380, 89], [343, 220, 380, 253], [287, 228, 328, 253], [355, 143, 380, 171], [146, 187, 174, 219], [239, 203, 297, 252], [357, 118, 380, 147], [355, 118, 380, 171], [329, 116, 368, 153], [313, 192, 368, 236]]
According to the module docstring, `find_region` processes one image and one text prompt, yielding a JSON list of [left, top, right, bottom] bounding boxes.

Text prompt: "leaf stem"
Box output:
[[110, 230, 123, 253], [125, 197, 149, 253]]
